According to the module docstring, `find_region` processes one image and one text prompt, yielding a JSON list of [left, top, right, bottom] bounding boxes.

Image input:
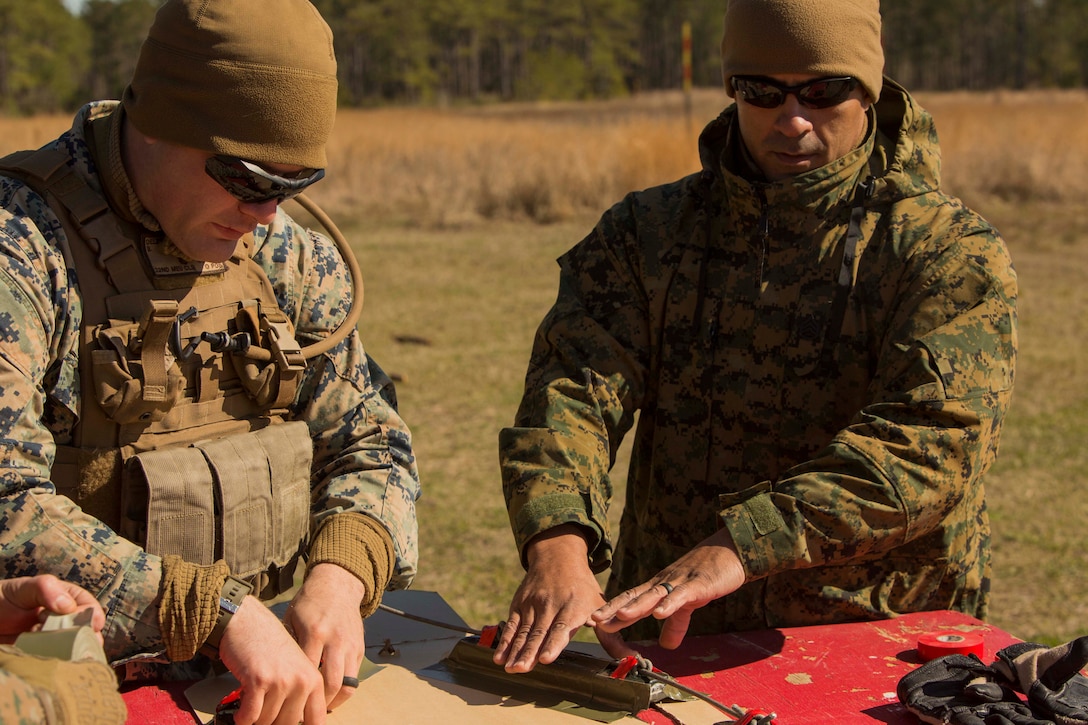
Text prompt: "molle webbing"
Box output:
[[0, 147, 142, 523], [0, 148, 146, 304], [127, 422, 312, 597]]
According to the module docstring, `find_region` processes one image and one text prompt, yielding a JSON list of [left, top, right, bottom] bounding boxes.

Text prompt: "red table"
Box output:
[[121, 680, 199, 724], [120, 609, 1020, 724], [634, 610, 1019, 724]]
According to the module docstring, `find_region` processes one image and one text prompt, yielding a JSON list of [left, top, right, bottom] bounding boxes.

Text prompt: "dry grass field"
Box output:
[[2, 87, 1086, 647]]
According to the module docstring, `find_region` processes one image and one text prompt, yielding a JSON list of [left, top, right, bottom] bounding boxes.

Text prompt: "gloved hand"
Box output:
[[0, 644, 127, 725], [897, 652, 1049, 725], [993, 638, 1088, 724]]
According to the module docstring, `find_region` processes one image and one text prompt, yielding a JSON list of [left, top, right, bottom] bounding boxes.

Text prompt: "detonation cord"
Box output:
[[375, 603, 482, 636], [633, 655, 778, 725]]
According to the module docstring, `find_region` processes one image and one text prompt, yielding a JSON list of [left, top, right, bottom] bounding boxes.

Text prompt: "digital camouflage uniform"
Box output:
[[501, 78, 1017, 639], [0, 101, 420, 663]]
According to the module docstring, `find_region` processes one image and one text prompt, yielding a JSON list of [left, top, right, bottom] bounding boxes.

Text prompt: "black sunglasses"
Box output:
[[731, 76, 860, 110], [204, 155, 325, 204]]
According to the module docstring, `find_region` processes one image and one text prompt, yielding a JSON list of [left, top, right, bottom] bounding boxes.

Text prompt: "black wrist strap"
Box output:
[[199, 576, 253, 658]]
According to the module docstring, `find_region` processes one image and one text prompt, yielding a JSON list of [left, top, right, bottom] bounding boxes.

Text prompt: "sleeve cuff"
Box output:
[[308, 513, 395, 618], [512, 492, 610, 573], [158, 555, 230, 662], [717, 482, 792, 580]]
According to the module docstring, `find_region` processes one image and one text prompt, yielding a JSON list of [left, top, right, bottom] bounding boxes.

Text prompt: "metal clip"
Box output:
[[168, 305, 200, 362], [202, 331, 252, 355]]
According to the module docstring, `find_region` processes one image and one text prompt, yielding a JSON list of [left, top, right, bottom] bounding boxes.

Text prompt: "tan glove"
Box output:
[[0, 645, 127, 725]]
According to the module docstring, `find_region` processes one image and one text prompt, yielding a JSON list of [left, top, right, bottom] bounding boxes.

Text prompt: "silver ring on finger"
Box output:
[[659, 582, 674, 595]]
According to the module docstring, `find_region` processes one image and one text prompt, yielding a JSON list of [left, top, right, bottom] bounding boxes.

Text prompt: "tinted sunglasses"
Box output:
[[731, 76, 860, 110], [204, 155, 325, 204]]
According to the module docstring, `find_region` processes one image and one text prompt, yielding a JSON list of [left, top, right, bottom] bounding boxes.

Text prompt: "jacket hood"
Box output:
[[697, 76, 942, 206]]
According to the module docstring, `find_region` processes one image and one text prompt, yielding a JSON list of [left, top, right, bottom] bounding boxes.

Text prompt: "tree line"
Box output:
[[2, 0, 1085, 115]]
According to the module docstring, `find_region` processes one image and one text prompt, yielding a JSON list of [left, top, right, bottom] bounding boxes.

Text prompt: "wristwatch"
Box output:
[[199, 575, 253, 658]]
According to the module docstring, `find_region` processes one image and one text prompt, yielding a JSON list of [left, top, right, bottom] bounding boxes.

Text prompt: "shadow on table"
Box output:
[[632, 628, 787, 678], [861, 701, 914, 723]]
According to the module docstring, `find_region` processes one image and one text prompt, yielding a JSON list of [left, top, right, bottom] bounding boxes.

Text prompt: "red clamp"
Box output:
[[477, 624, 500, 648], [734, 709, 776, 725], [609, 655, 640, 680], [214, 687, 244, 724]]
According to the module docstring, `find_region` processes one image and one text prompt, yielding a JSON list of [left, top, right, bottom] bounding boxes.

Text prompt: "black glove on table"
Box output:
[[899, 637, 1088, 724], [993, 638, 1088, 725], [897, 652, 1049, 724]]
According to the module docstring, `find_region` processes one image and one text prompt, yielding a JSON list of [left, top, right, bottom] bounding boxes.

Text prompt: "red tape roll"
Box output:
[[917, 631, 985, 661]]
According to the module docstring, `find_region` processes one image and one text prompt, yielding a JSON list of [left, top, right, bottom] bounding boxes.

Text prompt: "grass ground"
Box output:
[[974, 201, 1088, 644]]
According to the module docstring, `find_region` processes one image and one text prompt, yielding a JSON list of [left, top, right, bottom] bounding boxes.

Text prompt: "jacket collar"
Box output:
[[696, 104, 875, 224]]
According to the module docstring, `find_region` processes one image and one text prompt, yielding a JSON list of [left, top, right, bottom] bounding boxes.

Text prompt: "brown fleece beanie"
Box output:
[[721, 0, 884, 102], [122, 0, 337, 169]]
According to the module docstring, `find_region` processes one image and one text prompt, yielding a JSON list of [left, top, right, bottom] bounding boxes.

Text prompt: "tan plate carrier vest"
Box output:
[[0, 147, 313, 599]]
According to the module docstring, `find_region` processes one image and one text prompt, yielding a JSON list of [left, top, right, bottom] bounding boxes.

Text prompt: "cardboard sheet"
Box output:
[[330, 664, 644, 724], [185, 590, 642, 724]]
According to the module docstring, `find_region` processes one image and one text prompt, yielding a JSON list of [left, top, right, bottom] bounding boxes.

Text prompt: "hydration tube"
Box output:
[[292, 192, 365, 359]]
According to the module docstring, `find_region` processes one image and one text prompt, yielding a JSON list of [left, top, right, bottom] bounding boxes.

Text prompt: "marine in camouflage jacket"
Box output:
[[501, 78, 1017, 638], [0, 102, 420, 662]]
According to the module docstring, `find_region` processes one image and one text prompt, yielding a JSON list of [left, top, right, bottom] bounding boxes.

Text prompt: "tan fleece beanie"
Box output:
[[122, 0, 337, 169], [721, 0, 884, 102]]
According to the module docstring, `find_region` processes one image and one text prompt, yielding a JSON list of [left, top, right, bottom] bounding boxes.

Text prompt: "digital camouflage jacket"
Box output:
[[501, 79, 1017, 638], [0, 102, 420, 662]]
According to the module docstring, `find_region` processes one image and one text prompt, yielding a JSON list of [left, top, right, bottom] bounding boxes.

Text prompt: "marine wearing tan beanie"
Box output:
[[122, 0, 338, 169], [721, 0, 884, 103]]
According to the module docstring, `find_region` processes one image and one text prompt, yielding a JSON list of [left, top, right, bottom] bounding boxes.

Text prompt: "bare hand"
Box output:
[[219, 596, 327, 725], [0, 574, 106, 643], [285, 563, 368, 712], [494, 525, 636, 673], [590, 527, 746, 650]]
